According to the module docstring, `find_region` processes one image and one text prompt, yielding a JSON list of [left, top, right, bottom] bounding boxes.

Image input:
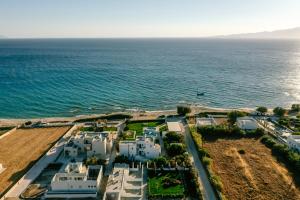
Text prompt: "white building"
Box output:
[[46, 162, 103, 198], [104, 163, 143, 200], [196, 117, 216, 127], [236, 117, 258, 130], [287, 135, 300, 152], [119, 128, 161, 160], [119, 137, 161, 160], [64, 131, 113, 160]]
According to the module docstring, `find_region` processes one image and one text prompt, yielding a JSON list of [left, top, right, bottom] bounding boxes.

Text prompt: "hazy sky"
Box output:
[[1, 0, 300, 38]]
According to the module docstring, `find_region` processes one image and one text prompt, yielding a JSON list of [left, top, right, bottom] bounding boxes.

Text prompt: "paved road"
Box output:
[[181, 122, 217, 200], [1, 125, 77, 200], [105, 142, 117, 176]]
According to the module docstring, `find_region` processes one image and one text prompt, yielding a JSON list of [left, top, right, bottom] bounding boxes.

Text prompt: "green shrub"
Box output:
[[165, 131, 184, 143], [256, 106, 268, 114], [238, 149, 246, 154], [291, 104, 300, 112], [246, 128, 265, 137], [153, 156, 168, 168], [202, 156, 212, 166], [273, 107, 286, 117], [261, 136, 276, 148], [159, 125, 168, 132], [167, 144, 186, 157], [231, 126, 245, 136], [85, 156, 105, 165], [210, 175, 223, 192], [177, 105, 191, 116], [80, 126, 95, 132], [261, 136, 300, 172], [114, 155, 130, 164], [228, 111, 246, 124]]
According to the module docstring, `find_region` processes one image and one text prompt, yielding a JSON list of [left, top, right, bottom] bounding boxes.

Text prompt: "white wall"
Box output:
[[119, 142, 137, 158], [51, 178, 97, 191]]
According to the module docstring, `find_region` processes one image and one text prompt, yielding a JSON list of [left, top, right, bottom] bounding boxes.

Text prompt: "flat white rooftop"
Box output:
[[167, 122, 182, 132], [197, 118, 216, 126], [104, 163, 143, 200]]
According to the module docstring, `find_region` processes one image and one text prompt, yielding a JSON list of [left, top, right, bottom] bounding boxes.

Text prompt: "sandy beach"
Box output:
[[0, 105, 255, 127]]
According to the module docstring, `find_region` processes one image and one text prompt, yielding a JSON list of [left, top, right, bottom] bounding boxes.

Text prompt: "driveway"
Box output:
[[180, 121, 217, 200]]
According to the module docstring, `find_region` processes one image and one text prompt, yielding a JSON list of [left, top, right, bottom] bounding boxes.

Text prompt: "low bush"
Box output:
[[209, 174, 223, 192], [261, 135, 276, 148], [202, 156, 212, 166], [114, 155, 130, 164], [184, 166, 202, 199], [238, 149, 246, 154], [162, 177, 181, 188], [167, 143, 186, 157], [177, 105, 191, 116], [165, 131, 184, 143], [153, 156, 168, 168], [80, 126, 95, 132], [261, 136, 300, 172], [190, 125, 224, 196]]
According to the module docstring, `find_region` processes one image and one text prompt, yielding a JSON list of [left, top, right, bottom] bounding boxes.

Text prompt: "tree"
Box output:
[[228, 111, 246, 124], [256, 106, 268, 115], [177, 105, 191, 116], [154, 156, 168, 168], [273, 107, 286, 117], [114, 155, 130, 164], [165, 131, 183, 143], [167, 144, 185, 157], [291, 104, 300, 112]]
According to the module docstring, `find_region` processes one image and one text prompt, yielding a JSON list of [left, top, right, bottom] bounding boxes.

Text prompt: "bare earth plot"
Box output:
[[204, 137, 300, 200], [0, 127, 70, 196]]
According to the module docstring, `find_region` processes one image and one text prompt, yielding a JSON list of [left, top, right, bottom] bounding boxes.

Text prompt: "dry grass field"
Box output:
[[204, 137, 300, 200], [0, 127, 70, 196]]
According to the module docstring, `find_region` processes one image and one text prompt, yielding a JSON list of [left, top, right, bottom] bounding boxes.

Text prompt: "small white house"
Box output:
[[236, 117, 258, 130], [119, 137, 161, 160], [287, 135, 300, 152], [46, 162, 103, 198], [119, 141, 137, 158], [196, 118, 216, 127], [64, 131, 113, 159], [119, 128, 161, 160]]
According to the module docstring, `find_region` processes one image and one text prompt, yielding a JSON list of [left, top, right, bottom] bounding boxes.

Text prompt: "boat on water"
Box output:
[[197, 89, 205, 96]]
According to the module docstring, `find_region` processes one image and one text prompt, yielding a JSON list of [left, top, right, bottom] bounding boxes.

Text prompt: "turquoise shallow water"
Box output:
[[0, 38, 300, 118]]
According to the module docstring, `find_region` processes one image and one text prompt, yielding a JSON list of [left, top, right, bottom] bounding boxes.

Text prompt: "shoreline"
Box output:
[[0, 105, 256, 127]]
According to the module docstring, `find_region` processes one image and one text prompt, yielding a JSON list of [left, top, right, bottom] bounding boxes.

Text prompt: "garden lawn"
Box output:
[[103, 127, 117, 131], [148, 172, 185, 196], [126, 121, 162, 135]]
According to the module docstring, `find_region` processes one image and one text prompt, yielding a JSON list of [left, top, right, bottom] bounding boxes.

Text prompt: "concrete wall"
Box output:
[[119, 142, 137, 158], [51, 179, 98, 191]]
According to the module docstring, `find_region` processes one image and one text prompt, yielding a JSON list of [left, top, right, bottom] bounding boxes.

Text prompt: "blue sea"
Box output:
[[0, 38, 300, 118]]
